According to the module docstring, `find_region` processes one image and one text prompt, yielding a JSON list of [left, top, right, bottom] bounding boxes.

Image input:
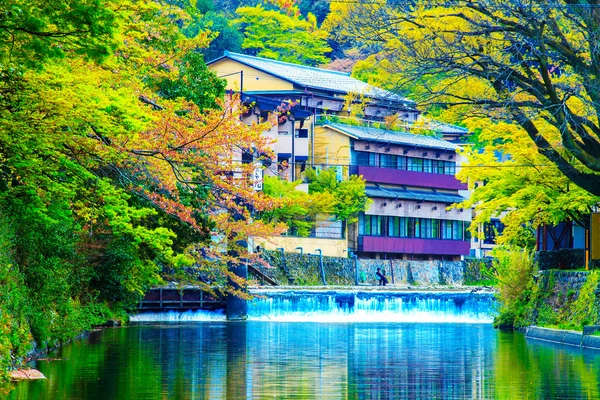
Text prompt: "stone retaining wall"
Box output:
[[253, 251, 470, 287], [536, 249, 586, 270]]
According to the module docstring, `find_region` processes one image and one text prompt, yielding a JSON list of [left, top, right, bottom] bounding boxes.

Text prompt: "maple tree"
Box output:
[[328, 1, 600, 197], [0, 0, 288, 370]]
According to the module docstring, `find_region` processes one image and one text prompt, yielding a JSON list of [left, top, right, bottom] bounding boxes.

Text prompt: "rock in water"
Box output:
[[9, 369, 46, 380]]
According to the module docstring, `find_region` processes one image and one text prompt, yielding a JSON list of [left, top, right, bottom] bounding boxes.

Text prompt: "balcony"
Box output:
[[360, 236, 470, 256], [357, 166, 467, 190]]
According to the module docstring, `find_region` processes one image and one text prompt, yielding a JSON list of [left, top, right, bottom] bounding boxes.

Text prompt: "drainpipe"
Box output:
[[353, 254, 359, 286], [291, 119, 295, 181], [315, 248, 326, 285]]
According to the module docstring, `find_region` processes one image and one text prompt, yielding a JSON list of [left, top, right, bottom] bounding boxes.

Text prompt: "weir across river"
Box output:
[[134, 287, 497, 323]]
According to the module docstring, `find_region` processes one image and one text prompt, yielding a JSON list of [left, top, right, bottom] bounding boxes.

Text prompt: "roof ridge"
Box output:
[[225, 51, 353, 77]]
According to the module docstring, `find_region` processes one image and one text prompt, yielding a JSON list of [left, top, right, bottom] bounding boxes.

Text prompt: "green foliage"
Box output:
[[463, 258, 496, 286], [305, 167, 371, 223], [261, 176, 334, 236], [235, 5, 331, 66], [0, 0, 238, 374], [0, 0, 119, 67], [492, 247, 538, 329], [298, 0, 330, 24], [186, 12, 243, 62], [260, 170, 369, 235], [563, 271, 600, 330], [155, 51, 226, 110]]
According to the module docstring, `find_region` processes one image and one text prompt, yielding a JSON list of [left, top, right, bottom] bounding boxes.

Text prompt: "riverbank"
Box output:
[[526, 326, 600, 350]]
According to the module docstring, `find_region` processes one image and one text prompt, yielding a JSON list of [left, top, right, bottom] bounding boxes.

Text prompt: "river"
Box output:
[[6, 290, 600, 399]]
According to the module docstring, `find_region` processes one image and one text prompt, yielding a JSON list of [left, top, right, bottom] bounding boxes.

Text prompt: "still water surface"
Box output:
[[7, 322, 600, 399]]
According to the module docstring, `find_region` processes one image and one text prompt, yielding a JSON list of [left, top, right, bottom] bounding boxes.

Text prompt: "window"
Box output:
[[389, 217, 400, 237], [381, 154, 397, 168], [360, 214, 468, 242], [408, 157, 423, 172], [400, 217, 408, 237], [398, 156, 407, 170], [369, 152, 378, 167], [484, 219, 504, 244], [356, 151, 370, 166], [431, 219, 439, 239], [362, 214, 383, 236], [423, 158, 432, 173], [452, 221, 460, 240], [421, 219, 432, 238], [443, 220, 453, 239], [414, 218, 421, 238], [296, 129, 309, 138]]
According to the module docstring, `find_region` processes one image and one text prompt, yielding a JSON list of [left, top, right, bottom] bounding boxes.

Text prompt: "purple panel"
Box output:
[[358, 166, 467, 190], [362, 236, 470, 255]]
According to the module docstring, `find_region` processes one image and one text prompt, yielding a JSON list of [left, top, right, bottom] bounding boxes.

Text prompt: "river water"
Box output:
[[6, 291, 600, 399]]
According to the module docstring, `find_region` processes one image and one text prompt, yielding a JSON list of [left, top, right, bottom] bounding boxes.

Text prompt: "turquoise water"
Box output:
[[6, 322, 600, 399], [6, 291, 600, 399]]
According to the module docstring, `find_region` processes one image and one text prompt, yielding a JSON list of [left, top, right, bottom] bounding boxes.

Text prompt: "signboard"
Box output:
[[592, 212, 600, 260], [252, 164, 263, 191]]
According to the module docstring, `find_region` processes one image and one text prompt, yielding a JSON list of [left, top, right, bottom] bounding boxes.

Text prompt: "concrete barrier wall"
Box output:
[[526, 326, 600, 350]]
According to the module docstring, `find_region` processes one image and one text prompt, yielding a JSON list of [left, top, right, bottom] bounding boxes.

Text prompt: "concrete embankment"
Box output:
[[526, 326, 600, 350]]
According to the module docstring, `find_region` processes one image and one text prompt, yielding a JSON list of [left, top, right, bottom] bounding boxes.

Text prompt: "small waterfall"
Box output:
[[129, 290, 497, 323], [247, 290, 496, 323]]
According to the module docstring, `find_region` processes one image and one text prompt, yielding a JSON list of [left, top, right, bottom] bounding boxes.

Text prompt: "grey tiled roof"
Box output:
[[324, 123, 459, 151], [219, 52, 414, 106], [365, 186, 466, 204]]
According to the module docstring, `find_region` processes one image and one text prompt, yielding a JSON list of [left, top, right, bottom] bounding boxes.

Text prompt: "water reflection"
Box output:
[[6, 323, 600, 399]]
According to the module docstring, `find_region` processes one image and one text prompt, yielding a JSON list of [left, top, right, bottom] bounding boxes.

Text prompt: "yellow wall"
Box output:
[[314, 126, 352, 168], [259, 236, 348, 258], [209, 59, 294, 92]]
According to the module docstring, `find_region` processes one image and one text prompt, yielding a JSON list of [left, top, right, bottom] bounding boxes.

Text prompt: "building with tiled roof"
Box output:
[[208, 51, 419, 124], [315, 122, 471, 261], [207, 52, 473, 259]]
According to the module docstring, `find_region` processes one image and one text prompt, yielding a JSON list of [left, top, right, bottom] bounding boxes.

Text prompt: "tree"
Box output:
[[234, 4, 331, 66], [454, 119, 600, 246], [0, 0, 287, 366], [304, 167, 371, 223], [185, 12, 243, 62], [331, 1, 600, 196], [261, 176, 334, 237], [0, 0, 119, 67]]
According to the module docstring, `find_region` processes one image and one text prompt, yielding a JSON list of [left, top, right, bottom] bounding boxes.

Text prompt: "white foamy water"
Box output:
[[130, 290, 497, 323], [247, 291, 496, 323], [130, 309, 226, 322]]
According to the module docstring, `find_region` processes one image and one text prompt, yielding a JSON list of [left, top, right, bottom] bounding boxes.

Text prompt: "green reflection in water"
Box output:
[[495, 330, 600, 399], [4, 323, 600, 399]]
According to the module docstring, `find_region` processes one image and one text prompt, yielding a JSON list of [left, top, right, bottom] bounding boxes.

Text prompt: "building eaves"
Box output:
[[322, 123, 459, 152], [242, 94, 311, 119], [365, 186, 466, 204]]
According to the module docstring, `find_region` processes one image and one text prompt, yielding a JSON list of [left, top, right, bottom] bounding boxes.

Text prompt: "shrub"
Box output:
[[492, 247, 538, 329]]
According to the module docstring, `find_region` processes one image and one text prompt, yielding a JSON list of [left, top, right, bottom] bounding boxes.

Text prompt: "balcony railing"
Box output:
[[358, 166, 467, 190], [359, 235, 470, 255]]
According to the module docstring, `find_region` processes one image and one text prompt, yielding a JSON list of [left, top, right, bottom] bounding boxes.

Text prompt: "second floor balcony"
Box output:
[[356, 166, 467, 190]]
